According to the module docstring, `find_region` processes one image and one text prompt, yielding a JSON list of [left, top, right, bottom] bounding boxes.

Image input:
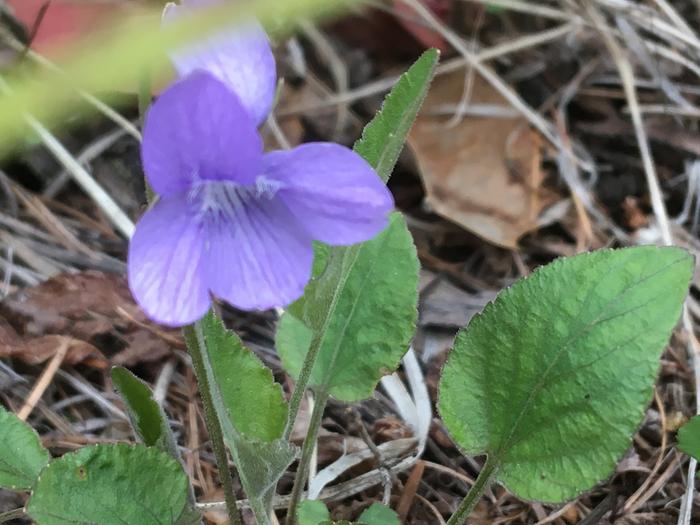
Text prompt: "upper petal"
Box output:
[[163, 0, 277, 125], [203, 190, 313, 311], [263, 143, 395, 245], [142, 71, 263, 196], [128, 194, 211, 326]]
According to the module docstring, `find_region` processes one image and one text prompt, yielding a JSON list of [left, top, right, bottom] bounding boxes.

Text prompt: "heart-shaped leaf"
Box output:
[[0, 406, 50, 491], [439, 246, 692, 503], [27, 443, 189, 525]]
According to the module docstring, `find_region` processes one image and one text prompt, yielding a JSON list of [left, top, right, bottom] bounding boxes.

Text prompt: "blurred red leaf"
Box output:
[[6, 0, 125, 55], [393, 0, 452, 51]]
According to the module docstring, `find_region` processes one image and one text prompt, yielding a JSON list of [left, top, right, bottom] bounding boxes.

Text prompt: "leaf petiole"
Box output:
[[445, 458, 498, 525], [285, 389, 329, 525]]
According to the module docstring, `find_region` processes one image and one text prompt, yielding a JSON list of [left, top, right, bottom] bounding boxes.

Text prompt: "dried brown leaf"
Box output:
[[408, 71, 559, 248]]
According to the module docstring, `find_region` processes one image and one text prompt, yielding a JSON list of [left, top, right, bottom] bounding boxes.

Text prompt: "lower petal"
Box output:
[[205, 196, 313, 311], [263, 143, 394, 245], [128, 195, 211, 326]]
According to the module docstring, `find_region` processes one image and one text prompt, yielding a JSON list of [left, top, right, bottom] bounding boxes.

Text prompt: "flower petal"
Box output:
[[263, 143, 394, 245], [204, 194, 313, 311], [164, 0, 277, 125], [128, 194, 211, 326], [142, 71, 262, 195]]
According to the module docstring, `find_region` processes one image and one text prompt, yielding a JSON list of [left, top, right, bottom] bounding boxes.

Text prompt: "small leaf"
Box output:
[[278, 213, 419, 401], [439, 246, 693, 503], [196, 313, 288, 442], [111, 366, 179, 458], [298, 500, 330, 525], [678, 415, 700, 461], [112, 367, 201, 524], [27, 443, 189, 525], [186, 313, 296, 524], [358, 504, 400, 525], [0, 406, 50, 491], [354, 48, 439, 183]]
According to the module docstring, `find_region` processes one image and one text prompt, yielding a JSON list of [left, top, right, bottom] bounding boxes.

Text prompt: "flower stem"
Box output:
[[445, 458, 498, 525], [284, 389, 329, 525], [0, 509, 24, 523], [184, 321, 242, 525], [283, 335, 323, 442]]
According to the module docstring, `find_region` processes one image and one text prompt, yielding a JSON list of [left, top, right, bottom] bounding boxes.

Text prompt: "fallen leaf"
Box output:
[[408, 70, 558, 248], [0, 316, 102, 366], [0, 271, 174, 367]]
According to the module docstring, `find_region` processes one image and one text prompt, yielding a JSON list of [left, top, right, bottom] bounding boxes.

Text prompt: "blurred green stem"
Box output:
[[138, 70, 156, 204]]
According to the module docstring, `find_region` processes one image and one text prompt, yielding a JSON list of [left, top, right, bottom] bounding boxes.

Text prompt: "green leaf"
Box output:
[[186, 313, 296, 524], [276, 50, 435, 402], [357, 504, 400, 525], [278, 213, 419, 401], [678, 415, 700, 461], [439, 246, 692, 503], [196, 313, 288, 442], [0, 406, 50, 491], [354, 48, 439, 182], [27, 444, 189, 525], [111, 367, 201, 524], [111, 367, 179, 458], [298, 500, 330, 525]]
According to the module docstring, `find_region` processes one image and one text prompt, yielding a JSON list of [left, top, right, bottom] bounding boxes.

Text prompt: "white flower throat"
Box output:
[[189, 177, 282, 222]]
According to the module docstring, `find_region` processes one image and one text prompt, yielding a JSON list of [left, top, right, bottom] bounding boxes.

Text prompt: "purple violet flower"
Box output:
[[128, 3, 394, 327]]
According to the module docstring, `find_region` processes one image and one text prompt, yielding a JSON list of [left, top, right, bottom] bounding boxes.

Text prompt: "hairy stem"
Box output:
[[184, 321, 242, 525], [283, 336, 323, 441], [0, 509, 24, 524], [445, 458, 498, 525], [285, 389, 329, 525]]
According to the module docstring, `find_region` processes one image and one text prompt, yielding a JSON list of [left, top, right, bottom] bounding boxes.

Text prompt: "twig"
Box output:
[[0, 509, 24, 524], [18, 338, 70, 421], [280, 22, 577, 117], [21, 114, 136, 238], [299, 20, 349, 141], [400, 0, 588, 171], [0, 77, 135, 238], [585, 4, 671, 244], [623, 389, 668, 512]]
